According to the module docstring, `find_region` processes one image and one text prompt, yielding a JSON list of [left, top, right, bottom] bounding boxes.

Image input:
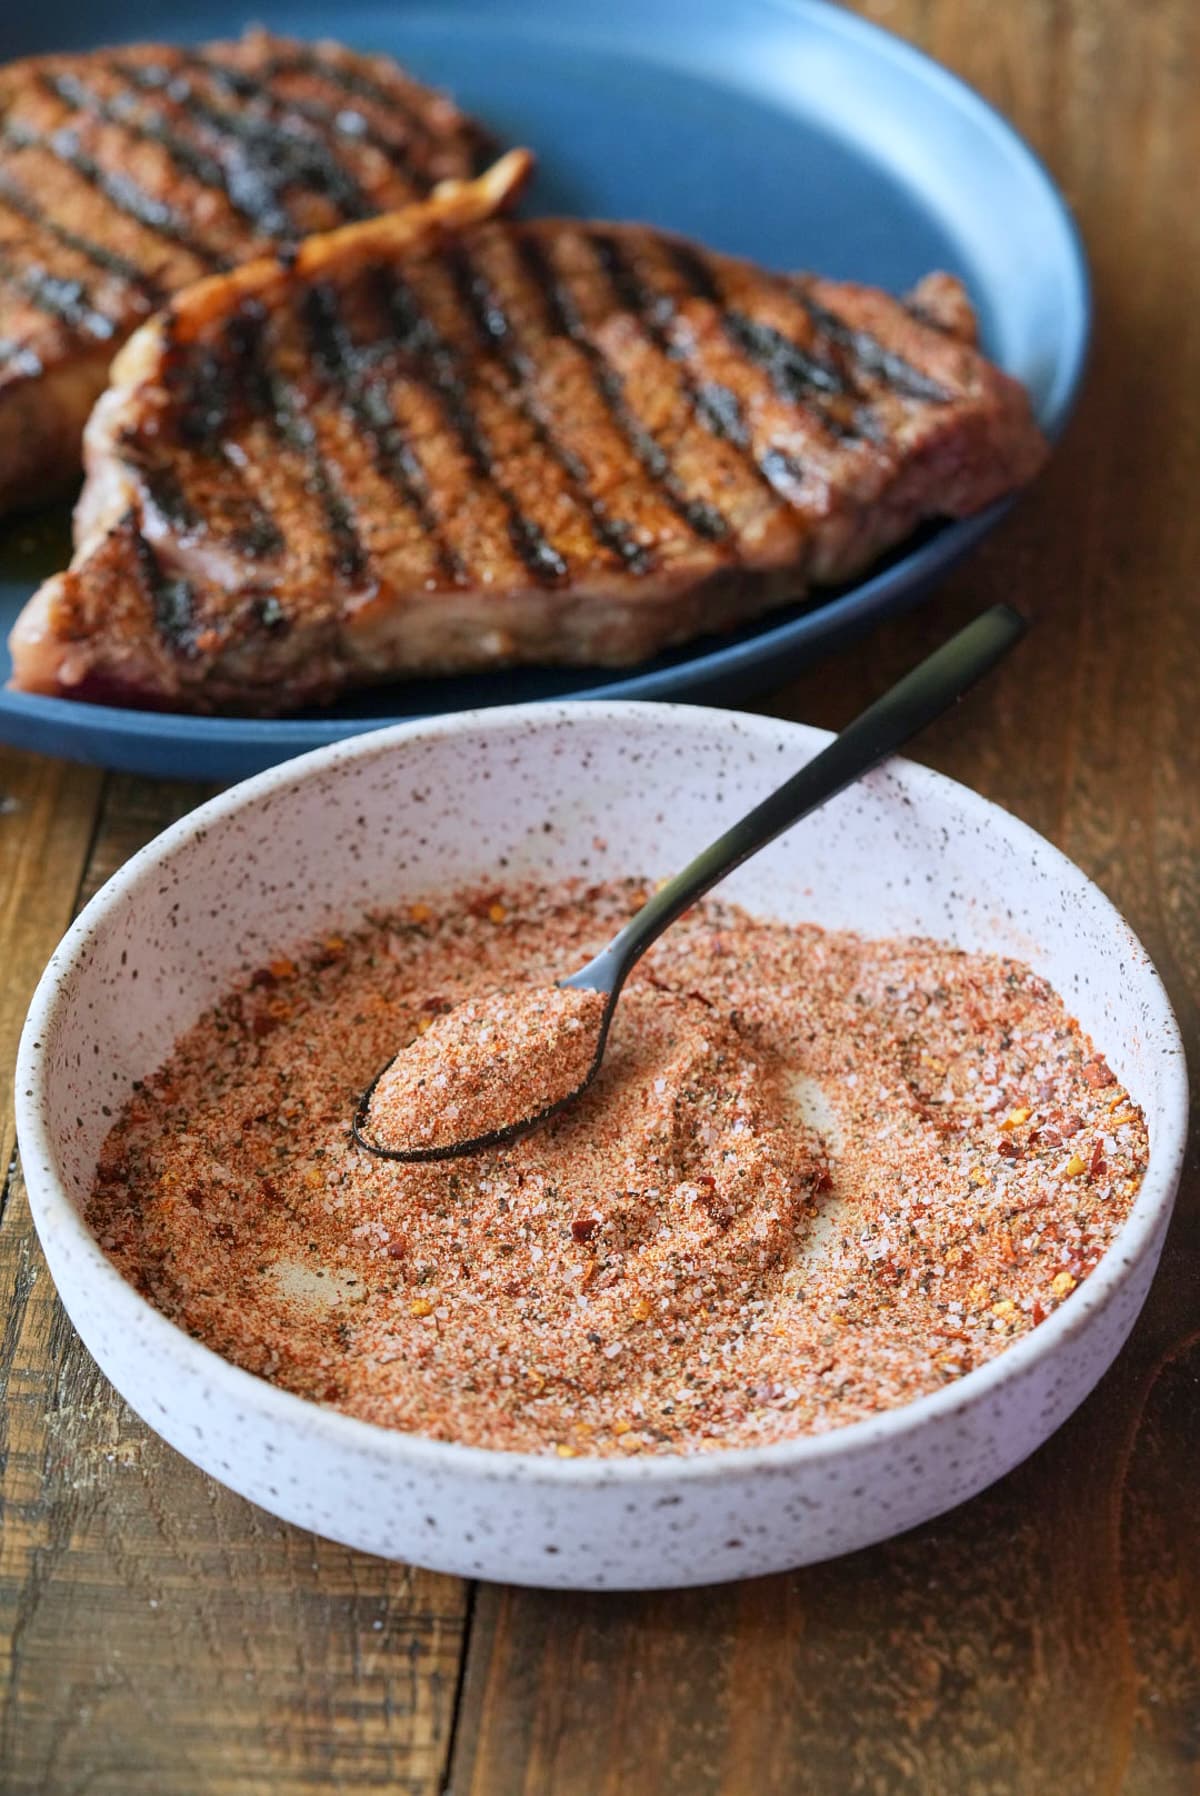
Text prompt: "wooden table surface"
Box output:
[[2, 1, 1197, 1789]]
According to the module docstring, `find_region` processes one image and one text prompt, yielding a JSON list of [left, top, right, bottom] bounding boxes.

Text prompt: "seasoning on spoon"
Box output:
[[358, 983, 609, 1158]]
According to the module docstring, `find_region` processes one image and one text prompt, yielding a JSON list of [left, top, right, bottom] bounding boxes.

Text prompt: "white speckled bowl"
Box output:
[[16, 704, 1188, 1589]]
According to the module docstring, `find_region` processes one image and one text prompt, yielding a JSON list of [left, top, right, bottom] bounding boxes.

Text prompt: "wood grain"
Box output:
[[0, 748, 102, 1187], [1, 1, 1198, 1791]]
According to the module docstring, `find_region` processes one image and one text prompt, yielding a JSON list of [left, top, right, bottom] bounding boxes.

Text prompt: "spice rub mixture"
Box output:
[[88, 880, 1149, 1457]]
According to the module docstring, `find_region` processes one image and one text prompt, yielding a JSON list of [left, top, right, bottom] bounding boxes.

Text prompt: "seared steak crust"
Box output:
[[10, 164, 1047, 713], [0, 28, 498, 510]]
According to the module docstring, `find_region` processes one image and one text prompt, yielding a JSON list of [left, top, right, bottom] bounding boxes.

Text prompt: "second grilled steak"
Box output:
[[10, 161, 1047, 713], [0, 27, 499, 512]]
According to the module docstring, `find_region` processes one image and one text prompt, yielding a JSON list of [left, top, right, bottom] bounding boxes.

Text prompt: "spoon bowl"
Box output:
[[350, 984, 618, 1162]]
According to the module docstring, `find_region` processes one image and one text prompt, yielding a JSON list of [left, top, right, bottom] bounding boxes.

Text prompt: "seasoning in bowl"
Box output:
[[87, 878, 1149, 1457]]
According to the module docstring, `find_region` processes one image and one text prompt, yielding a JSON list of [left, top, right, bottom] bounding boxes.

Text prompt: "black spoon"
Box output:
[[354, 602, 1026, 1163]]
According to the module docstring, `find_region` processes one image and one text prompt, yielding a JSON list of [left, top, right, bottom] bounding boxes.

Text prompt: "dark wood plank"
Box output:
[[0, 746, 103, 1185], [447, 1, 1200, 1790], [0, 776, 471, 1795]]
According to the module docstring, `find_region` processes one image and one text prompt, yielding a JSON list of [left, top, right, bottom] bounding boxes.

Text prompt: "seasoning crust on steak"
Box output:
[[0, 28, 498, 512], [9, 158, 1047, 714]]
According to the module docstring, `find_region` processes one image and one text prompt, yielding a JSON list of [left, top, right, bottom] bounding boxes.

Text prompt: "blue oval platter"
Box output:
[[0, 0, 1089, 778]]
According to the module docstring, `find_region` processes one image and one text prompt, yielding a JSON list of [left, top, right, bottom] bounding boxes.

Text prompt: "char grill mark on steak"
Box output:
[[0, 165, 163, 304], [224, 491, 288, 562], [722, 312, 875, 443], [374, 264, 569, 587], [512, 229, 731, 546], [172, 51, 426, 185], [2, 119, 230, 270], [445, 242, 654, 576], [228, 300, 370, 586], [905, 300, 955, 337], [663, 239, 874, 445], [129, 514, 202, 658], [0, 248, 116, 339], [0, 336, 41, 378], [127, 453, 204, 536], [40, 64, 315, 245], [114, 56, 374, 230], [265, 48, 470, 167], [260, 380, 369, 590], [38, 67, 294, 239], [302, 277, 467, 586], [164, 304, 264, 448], [792, 284, 955, 404], [587, 228, 794, 516], [149, 306, 292, 559], [125, 426, 287, 562]]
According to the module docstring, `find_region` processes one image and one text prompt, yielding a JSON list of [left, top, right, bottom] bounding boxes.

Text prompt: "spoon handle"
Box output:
[[566, 602, 1027, 995]]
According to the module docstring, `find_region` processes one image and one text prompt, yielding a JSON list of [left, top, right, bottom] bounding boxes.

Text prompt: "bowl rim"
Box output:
[[16, 700, 1189, 1488]]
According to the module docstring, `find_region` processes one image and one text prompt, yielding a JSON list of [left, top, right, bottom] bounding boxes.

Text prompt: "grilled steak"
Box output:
[[9, 164, 1047, 714], [0, 28, 499, 513]]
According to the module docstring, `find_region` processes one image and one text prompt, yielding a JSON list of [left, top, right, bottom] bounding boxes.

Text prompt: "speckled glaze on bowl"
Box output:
[[15, 704, 1188, 1590]]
